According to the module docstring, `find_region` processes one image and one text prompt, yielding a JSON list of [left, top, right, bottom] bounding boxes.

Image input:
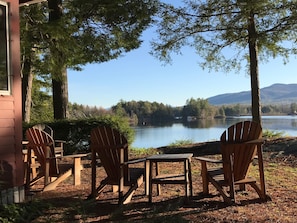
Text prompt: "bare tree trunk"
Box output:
[[248, 12, 262, 125], [52, 68, 68, 119], [21, 57, 33, 122], [48, 0, 68, 120], [21, 18, 34, 123], [24, 71, 33, 122]]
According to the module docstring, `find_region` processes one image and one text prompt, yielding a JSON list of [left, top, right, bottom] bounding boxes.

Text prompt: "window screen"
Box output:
[[0, 2, 10, 94]]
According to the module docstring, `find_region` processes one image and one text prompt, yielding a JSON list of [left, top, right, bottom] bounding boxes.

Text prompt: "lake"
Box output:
[[131, 116, 297, 148]]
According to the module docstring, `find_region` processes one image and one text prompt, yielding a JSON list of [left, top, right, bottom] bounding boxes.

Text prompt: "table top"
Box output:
[[146, 153, 193, 161]]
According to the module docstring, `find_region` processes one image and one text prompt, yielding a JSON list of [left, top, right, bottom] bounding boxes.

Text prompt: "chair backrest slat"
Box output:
[[26, 128, 59, 176], [90, 126, 128, 183], [220, 121, 262, 183], [32, 124, 54, 138]]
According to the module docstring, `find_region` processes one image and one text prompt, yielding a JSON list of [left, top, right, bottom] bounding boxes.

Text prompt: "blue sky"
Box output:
[[68, 27, 297, 109]]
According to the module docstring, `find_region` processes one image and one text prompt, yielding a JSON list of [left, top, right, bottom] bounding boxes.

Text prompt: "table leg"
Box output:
[[73, 157, 82, 185], [149, 160, 153, 203], [155, 162, 161, 195], [145, 159, 150, 196], [188, 159, 193, 197], [184, 159, 189, 198]]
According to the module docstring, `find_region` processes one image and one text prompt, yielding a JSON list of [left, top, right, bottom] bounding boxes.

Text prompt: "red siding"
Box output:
[[0, 0, 24, 191], [0, 118, 14, 127]]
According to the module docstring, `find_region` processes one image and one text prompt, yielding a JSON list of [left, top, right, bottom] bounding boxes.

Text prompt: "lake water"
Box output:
[[131, 116, 297, 148]]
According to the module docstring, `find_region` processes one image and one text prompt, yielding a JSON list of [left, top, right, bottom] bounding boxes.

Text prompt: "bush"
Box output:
[[0, 200, 50, 223], [23, 115, 134, 154]]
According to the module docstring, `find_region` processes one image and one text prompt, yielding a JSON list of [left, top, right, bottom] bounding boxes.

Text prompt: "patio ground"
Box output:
[[26, 137, 297, 222]]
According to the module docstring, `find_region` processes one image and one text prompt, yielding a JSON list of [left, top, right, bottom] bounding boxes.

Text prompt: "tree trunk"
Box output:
[[48, 0, 68, 120], [24, 71, 33, 123], [248, 12, 262, 125], [21, 19, 34, 123], [21, 56, 33, 123], [48, 0, 62, 21], [52, 68, 68, 119]]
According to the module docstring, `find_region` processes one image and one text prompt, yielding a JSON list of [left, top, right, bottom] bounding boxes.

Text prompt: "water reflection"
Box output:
[[183, 119, 220, 128], [182, 118, 243, 129], [132, 116, 297, 148]]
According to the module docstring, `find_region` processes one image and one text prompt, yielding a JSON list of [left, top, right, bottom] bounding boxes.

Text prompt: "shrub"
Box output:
[[0, 200, 49, 223], [23, 115, 134, 154]]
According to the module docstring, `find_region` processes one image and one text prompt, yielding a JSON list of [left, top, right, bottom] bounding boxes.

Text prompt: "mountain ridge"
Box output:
[[207, 83, 297, 105]]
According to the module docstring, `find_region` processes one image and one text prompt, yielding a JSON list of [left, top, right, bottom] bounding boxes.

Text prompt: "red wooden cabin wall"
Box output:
[[0, 0, 24, 204]]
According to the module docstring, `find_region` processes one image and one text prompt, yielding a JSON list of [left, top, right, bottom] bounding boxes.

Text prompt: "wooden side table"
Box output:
[[146, 153, 193, 202]]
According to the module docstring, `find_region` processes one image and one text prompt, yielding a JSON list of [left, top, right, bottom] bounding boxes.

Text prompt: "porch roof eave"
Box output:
[[19, 0, 46, 7]]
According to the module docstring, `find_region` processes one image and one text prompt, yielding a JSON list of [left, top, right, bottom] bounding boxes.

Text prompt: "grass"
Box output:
[[264, 163, 297, 190], [168, 139, 194, 147], [263, 129, 287, 138], [130, 147, 160, 156]]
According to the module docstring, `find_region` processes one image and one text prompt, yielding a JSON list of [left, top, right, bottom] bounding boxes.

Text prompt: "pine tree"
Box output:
[[21, 0, 158, 120], [151, 0, 297, 124]]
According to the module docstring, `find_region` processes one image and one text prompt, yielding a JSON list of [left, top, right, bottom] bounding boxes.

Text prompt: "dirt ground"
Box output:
[[28, 137, 297, 223]]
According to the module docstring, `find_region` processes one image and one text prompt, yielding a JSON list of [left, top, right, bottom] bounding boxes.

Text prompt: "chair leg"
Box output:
[[209, 178, 232, 203], [29, 175, 44, 188], [120, 185, 136, 205], [43, 169, 72, 191], [250, 182, 267, 200], [96, 182, 108, 195], [257, 146, 267, 199], [120, 175, 144, 205], [200, 161, 209, 194], [228, 153, 235, 203], [87, 179, 108, 200]]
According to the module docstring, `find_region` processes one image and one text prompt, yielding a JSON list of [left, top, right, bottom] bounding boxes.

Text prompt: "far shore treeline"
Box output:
[[24, 98, 297, 154], [64, 99, 297, 126]]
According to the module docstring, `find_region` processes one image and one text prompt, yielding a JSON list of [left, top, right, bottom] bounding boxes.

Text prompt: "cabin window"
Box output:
[[0, 1, 11, 94]]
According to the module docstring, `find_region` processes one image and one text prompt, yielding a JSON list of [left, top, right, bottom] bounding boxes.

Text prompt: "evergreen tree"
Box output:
[[151, 0, 297, 124], [21, 0, 158, 120], [20, 3, 49, 122]]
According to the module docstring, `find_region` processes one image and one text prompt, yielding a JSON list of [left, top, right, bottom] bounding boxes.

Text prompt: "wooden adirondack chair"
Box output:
[[196, 121, 268, 203], [25, 128, 85, 192], [89, 126, 145, 205], [32, 124, 65, 157]]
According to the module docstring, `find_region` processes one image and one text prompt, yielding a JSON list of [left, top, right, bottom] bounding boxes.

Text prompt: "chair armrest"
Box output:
[[124, 158, 146, 165], [60, 154, 88, 159], [244, 138, 267, 145], [54, 140, 66, 151], [55, 139, 66, 143], [195, 156, 222, 163], [221, 138, 266, 146]]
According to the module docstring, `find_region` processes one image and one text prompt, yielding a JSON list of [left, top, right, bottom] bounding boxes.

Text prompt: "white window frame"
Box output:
[[0, 1, 11, 95]]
